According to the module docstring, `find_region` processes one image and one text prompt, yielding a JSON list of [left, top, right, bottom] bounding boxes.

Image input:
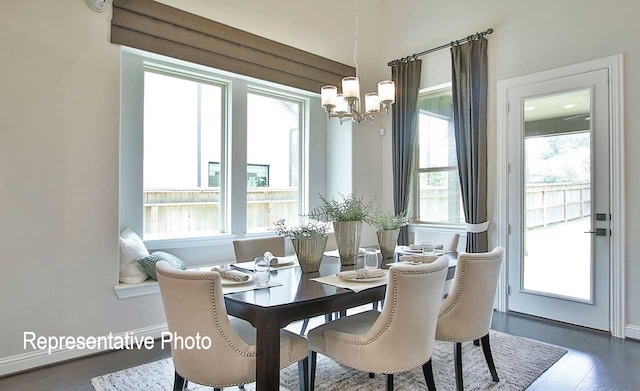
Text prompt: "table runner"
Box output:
[[310, 271, 388, 293], [221, 281, 282, 294], [232, 256, 300, 271]]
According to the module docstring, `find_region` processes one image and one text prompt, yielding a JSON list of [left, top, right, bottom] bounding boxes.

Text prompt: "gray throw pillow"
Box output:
[[138, 251, 186, 280]]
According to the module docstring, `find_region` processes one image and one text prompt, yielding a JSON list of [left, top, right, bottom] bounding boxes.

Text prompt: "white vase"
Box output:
[[333, 221, 363, 266]]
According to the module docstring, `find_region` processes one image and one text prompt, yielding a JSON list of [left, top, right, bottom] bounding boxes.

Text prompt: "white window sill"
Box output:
[[114, 280, 160, 299], [144, 234, 236, 250], [114, 262, 222, 299]]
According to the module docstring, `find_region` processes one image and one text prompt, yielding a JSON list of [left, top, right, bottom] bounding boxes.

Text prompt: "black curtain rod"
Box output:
[[387, 28, 493, 66]]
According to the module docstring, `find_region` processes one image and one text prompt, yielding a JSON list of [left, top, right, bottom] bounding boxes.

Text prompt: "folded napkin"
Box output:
[[337, 269, 386, 280], [264, 251, 279, 266], [212, 267, 250, 282], [398, 255, 438, 263], [409, 244, 444, 251]]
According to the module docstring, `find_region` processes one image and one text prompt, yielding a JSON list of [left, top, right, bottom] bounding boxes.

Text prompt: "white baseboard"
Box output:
[[0, 323, 168, 377], [625, 324, 640, 340]]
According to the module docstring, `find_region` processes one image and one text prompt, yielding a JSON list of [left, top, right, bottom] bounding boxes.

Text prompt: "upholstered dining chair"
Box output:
[[435, 247, 505, 391], [307, 256, 449, 391], [156, 261, 309, 391], [232, 236, 285, 263], [414, 231, 461, 252]]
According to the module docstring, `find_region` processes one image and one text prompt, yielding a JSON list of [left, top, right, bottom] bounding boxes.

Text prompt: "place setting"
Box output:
[[211, 256, 283, 294], [311, 249, 389, 293], [231, 251, 300, 271]]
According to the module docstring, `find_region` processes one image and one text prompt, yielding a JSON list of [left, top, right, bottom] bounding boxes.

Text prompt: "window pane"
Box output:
[[417, 171, 464, 224], [143, 71, 223, 238], [415, 89, 463, 225], [246, 93, 300, 232], [418, 92, 456, 169]]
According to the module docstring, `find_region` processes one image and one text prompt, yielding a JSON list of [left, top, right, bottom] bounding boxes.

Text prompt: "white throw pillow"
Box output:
[[119, 228, 151, 284], [119, 228, 150, 269], [119, 262, 149, 284]]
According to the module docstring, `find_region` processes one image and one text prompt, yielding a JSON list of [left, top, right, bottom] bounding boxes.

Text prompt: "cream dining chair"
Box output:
[[232, 236, 285, 263], [156, 261, 309, 391], [414, 231, 460, 252], [435, 247, 504, 391], [307, 256, 449, 391]]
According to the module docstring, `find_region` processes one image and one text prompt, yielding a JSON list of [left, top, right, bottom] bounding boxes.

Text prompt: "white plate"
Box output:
[[271, 257, 296, 267], [340, 271, 388, 283], [220, 274, 254, 286], [402, 248, 423, 254]]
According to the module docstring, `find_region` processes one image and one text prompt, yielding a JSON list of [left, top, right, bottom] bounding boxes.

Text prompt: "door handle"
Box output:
[[584, 229, 607, 236]]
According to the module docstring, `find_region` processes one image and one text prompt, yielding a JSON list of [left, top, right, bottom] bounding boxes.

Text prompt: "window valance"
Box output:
[[111, 0, 354, 93]]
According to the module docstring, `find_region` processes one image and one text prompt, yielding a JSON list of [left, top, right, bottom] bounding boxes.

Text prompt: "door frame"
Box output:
[[496, 54, 625, 337]]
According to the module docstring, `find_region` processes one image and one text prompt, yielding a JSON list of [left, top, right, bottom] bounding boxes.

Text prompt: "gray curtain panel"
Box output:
[[392, 60, 422, 245], [451, 37, 489, 253]]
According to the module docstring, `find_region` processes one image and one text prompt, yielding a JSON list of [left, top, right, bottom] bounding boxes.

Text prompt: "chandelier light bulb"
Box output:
[[365, 93, 381, 113], [378, 80, 395, 103], [342, 77, 360, 99], [321, 85, 338, 107]]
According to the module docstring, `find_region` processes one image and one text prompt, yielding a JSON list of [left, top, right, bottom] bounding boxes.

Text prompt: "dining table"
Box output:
[[223, 250, 457, 390]]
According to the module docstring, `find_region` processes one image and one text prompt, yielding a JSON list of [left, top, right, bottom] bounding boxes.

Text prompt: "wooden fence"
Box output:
[[418, 182, 590, 227], [143, 188, 298, 235]]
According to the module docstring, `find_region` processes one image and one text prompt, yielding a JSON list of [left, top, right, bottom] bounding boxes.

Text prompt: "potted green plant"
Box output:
[[272, 219, 330, 273], [369, 210, 411, 259], [309, 192, 374, 265]]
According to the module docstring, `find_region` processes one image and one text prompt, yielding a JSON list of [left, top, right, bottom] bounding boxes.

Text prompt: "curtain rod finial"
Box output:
[[486, 28, 494, 34]]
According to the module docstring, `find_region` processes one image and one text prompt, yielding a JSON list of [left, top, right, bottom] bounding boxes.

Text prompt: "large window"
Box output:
[[143, 71, 224, 239], [414, 87, 464, 225], [120, 50, 314, 244], [246, 92, 302, 232]]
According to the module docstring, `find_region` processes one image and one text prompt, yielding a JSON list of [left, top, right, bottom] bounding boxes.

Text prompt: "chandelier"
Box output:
[[320, 0, 395, 124]]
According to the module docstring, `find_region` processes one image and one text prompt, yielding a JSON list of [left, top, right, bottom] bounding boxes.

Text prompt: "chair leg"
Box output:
[[325, 313, 332, 323], [173, 371, 186, 391], [454, 343, 463, 391], [309, 351, 317, 391], [422, 359, 436, 391], [481, 334, 500, 382], [369, 372, 375, 378], [372, 301, 379, 311], [298, 357, 309, 391], [300, 318, 310, 335], [473, 339, 480, 346], [339, 309, 346, 318], [386, 374, 394, 391]]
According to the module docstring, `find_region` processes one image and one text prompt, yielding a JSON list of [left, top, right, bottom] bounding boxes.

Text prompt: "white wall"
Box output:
[[379, 0, 640, 328], [0, 0, 383, 371]]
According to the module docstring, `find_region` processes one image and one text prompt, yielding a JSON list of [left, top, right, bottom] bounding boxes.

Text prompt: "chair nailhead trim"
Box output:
[[437, 253, 502, 342], [322, 266, 446, 373], [157, 269, 302, 388]]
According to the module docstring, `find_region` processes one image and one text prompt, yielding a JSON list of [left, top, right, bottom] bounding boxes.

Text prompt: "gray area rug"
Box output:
[[92, 325, 566, 391]]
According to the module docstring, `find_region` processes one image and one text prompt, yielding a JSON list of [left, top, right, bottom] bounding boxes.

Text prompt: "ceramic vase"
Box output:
[[292, 236, 328, 273], [333, 220, 363, 265], [377, 229, 400, 259]]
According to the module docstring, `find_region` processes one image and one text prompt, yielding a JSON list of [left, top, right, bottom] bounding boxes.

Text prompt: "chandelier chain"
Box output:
[[353, 0, 359, 77]]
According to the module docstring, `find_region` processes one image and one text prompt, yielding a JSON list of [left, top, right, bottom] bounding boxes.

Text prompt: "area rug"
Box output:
[[92, 328, 566, 391]]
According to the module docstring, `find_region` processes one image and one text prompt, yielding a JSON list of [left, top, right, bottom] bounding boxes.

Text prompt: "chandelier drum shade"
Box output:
[[320, 0, 395, 123]]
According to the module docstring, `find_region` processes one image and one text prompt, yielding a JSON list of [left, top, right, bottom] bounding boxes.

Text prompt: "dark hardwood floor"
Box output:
[[0, 311, 638, 390]]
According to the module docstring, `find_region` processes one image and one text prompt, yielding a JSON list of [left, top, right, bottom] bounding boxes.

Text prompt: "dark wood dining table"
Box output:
[[223, 252, 457, 390]]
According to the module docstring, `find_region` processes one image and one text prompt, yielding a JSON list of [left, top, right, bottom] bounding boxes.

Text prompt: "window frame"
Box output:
[[142, 64, 229, 238], [120, 48, 318, 249], [412, 83, 464, 227]]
